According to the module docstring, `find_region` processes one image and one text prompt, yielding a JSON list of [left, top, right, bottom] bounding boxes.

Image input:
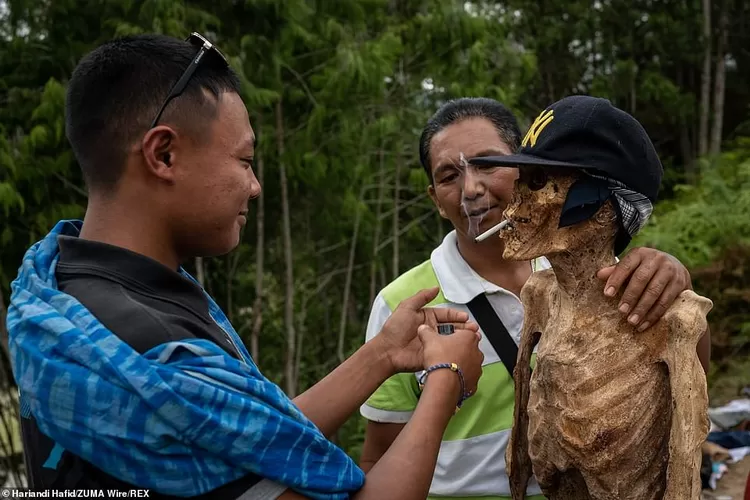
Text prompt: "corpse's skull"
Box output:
[[501, 167, 617, 261]]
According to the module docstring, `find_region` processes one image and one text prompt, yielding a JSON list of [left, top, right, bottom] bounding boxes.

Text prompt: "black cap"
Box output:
[[469, 95, 663, 202]]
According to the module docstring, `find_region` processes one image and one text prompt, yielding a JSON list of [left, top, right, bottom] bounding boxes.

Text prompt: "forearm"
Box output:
[[293, 339, 392, 437], [359, 421, 405, 473], [353, 370, 459, 500], [280, 373, 458, 500], [359, 456, 377, 474]]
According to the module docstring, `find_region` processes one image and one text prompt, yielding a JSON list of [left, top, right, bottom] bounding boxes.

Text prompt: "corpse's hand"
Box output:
[[374, 287, 480, 374], [597, 247, 692, 332]]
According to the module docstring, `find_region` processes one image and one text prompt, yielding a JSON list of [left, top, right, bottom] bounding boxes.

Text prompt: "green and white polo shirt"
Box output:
[[360, 230, 549, 500]]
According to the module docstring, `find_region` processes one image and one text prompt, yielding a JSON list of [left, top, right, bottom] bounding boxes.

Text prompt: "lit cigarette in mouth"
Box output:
[[474, 219, 510, 242]]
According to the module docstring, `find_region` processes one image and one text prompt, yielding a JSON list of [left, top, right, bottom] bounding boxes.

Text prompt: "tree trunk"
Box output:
[[392, 156, 401, 280], [251, 119, 265, 363], [338, 185, 365, 363], [0, 288, 13, 388], [294, 297, 306, 395], [276, 98, 296, 397], [369, 149, 386, 307], [698, 0, 712, 156], [677, 66, 695, 177], [195, 257, 205, 287], [710, 0, 729, 155], [0, 288, 26, 487], [226, 256, 233, 322], [323, 294, 331, 337], [680, 122, 694, 177]]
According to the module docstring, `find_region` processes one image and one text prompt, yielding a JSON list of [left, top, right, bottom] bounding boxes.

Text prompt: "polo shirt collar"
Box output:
[[430, 230, 506, 304], [430, 230, 551, 305]]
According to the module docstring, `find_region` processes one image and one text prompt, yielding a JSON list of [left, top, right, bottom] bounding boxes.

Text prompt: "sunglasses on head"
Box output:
[[149, 32, 229, 129]]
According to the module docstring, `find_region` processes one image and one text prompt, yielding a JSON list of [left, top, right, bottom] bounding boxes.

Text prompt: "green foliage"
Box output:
[[0, 182, 24, 216], [633, 137, 750, 402], [0, 0, 748, 473], [634, 138, 750, 268]]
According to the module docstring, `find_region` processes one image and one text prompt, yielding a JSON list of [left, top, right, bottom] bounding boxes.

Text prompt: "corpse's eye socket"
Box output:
[[520, 167, 548, 191]]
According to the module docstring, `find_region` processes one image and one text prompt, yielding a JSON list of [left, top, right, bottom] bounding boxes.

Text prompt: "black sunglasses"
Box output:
[[149, 32, 229, 129]]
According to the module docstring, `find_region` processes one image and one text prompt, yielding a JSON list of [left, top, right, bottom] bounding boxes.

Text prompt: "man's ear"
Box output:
[[141, 126, 180, 183], [428, 184, 448, 219]]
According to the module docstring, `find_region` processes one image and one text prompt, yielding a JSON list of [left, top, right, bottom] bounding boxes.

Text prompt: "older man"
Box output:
[[359, 97, 709, 500]]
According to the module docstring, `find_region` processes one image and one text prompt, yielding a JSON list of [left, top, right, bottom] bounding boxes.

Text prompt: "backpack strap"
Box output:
[[466, 294, 525, 378]]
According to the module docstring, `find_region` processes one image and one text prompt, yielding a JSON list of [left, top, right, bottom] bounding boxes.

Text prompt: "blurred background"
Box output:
[[0, 0, 749, 493]]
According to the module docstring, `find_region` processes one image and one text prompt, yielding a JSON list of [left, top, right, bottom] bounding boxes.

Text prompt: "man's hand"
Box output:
[[597, 247, 692, 332], [375, 287, 479, 374]]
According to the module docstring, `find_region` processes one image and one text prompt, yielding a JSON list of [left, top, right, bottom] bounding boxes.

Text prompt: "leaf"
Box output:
[[0, 182, 25, 216], [28, 125, 48, 149]]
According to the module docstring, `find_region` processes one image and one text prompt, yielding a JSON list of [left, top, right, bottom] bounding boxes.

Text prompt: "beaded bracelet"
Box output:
[[417, 362, 469, 412]]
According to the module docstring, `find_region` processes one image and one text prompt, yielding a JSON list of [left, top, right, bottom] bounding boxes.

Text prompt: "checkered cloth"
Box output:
[[7, 220, 364, 499], [587, 172, 653, 237]]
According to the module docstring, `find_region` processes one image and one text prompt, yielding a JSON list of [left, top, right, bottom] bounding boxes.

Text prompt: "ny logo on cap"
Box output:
[[522, 109, 554, 148]]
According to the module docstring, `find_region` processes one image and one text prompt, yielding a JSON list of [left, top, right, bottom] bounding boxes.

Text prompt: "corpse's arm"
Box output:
[[507, 270, 553, 500], [661, 291, 713, 500]]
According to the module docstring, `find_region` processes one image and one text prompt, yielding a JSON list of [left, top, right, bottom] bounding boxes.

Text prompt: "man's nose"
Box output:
[[248, 170, 262, 199], [462, 169, 486, 199]]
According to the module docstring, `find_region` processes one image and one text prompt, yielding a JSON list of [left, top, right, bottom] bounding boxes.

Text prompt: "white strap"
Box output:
[[236, 479, 288, 500]]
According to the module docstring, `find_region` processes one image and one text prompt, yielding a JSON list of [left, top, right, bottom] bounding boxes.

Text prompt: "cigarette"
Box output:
[[474, 220, 510, 242]]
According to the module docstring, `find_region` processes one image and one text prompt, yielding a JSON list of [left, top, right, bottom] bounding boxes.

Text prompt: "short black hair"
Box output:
[[65, 33, 241, 191], [418, 98, 522, 183]]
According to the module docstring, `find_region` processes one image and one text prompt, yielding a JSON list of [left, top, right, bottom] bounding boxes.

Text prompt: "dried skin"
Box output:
[[503, 172, 712, 500]]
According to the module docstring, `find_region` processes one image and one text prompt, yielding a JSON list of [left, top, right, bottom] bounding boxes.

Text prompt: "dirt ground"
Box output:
[[704, 456, 750, 499]]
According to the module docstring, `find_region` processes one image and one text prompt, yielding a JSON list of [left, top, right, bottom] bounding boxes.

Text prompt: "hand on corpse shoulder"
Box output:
[[425, 116, 694, 332]]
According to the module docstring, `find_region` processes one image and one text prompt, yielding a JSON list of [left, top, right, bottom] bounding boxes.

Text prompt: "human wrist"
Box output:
[[362, 337, 398, 380], [419, 369, 462, 413], [420, 362, 468, 410]]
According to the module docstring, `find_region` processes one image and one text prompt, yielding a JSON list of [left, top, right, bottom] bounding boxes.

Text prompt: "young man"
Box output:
[[7, 34, 485, 500], [359, 98, 710, 500]]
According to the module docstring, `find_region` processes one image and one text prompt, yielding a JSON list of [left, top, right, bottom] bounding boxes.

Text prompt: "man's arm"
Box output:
[[697, 325, 711, 374], [293, 288, 474, 438], [356, 293, 416, 472], [292, 337, 398, 438], [360, 421, 404, 473], [350, 369, 462, 500], [596, 247, 711, 370], [282, 352, 470, 500], [279, 315, 484, 500], [598, 247, 693, 331]]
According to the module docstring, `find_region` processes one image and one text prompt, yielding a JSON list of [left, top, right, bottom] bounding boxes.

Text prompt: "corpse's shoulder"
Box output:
[[662, 290, 713, 342], [519, 268, 557, 332], [521, 268, 556, 305]]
